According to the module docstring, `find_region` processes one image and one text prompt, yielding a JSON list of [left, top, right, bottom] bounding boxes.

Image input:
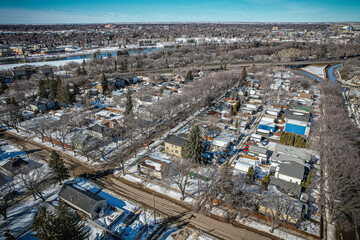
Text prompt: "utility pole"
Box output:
[[153, 192, 156, 224]]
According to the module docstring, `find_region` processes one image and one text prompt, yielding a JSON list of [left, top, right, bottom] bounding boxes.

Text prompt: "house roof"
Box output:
[[59, 183, 105, 215], [269, 177, 302, 199], [278, 162, 305, 181], [164, 135, 187, 147], [88, 124, 108, 135], [2, 157, 28, 173], [139, 157, 169, 172], [275, 144, 311, 162], [248, 145, 268, 156], [284, 110, 310, 123]]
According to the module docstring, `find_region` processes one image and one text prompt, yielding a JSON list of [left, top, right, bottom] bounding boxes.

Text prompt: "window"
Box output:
[[175, 150, 178, 153]]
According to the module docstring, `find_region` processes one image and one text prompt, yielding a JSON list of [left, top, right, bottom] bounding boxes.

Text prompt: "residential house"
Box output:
[[211, 132, 238, 152], [87, 124, 110, 139], [275, 162, 305, 185], [12, 65, 36, 79], [59, 183, 107, 220], [248, 145, 269, 160], [269, 177, 302, 199], [258, 120, 276, 133], [164, 135, 187, 157], [38, 66, 53, 76], [259, 191, 307, 224], [138, 157, 170, 180], [107, 77, 129, 89], [274, 144, 313, 163], [71, 133, 91, 151], [29, 98, 56, 113], [283, 110, 310, 136], [0, 157, 28, 176]]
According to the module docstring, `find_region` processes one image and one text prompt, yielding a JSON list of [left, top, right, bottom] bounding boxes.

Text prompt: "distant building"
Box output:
[[12, 65, 36, 79]]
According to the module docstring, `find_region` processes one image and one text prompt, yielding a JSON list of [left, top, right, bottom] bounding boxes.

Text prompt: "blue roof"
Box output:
[[284, 123, 306, 135]]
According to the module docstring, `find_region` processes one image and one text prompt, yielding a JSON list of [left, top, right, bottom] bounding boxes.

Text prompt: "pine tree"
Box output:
[[235, 119, 239, 129], [124, 91, 133, 115], [181, 125, 205, 164], [0, 78, 8, 94], [49, 151, 69, 185], [247, 166, 254, 180], [62, 85, 72, 105], [101, 73, 108, 94], [185, 70, 193, 81], [76, 66, 82, 76], [81, 65, 87, 75], [262, 174, 270, 189], [114, 60, 117, 71], [38, 79, 47, 98], [32, 200, 88, 240], [241, 67, 247, 86]]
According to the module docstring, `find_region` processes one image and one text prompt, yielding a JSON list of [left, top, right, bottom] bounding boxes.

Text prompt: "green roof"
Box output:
[[294, 106, 310, 112]]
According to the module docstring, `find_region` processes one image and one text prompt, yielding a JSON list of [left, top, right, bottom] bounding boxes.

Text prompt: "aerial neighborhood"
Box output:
[[0, 21, 359, 240]]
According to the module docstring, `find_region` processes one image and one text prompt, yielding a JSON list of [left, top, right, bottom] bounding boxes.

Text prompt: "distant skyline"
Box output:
[[0, 0, 359, 24]]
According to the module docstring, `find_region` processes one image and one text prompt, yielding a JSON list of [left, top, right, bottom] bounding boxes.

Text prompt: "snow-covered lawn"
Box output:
[[301, 65, 327, 79]]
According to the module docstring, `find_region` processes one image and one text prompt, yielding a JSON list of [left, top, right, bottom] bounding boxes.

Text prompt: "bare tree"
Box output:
[[260, 192, 300, 232], [17, 166, 49, 201], [164, 158, 193, 201]]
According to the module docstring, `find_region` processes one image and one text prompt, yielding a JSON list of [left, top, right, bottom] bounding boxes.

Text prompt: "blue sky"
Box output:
[[0, 0, 359, 24]]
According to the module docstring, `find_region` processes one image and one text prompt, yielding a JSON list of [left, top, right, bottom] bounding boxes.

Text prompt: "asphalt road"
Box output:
[[0, 129, 274, 240]]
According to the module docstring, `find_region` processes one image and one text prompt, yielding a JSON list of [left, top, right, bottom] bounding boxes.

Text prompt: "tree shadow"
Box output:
[[78, 169, 114, 181]]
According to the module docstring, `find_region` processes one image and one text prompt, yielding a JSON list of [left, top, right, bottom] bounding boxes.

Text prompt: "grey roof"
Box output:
[[2, 157, 28, 173], [269, 177, 302, 199], [278, 162, 305, 180], [88, 124, 107, 134], [71, 133, 89, 145], [272, 152, 308, 167], [248, 145, 268, 156], [284, 110, 310, 122], [59, 184, 105, 214], [164, 135, 187, 147], [275, 144, 312, 162]]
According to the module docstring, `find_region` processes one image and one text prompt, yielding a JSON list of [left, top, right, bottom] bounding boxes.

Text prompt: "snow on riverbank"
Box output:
[[300, 65, 327, 79], [0, 58, 92, 71]]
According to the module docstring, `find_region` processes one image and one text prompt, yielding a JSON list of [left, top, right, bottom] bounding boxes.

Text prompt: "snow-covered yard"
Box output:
[[301, 65, 327, 79]]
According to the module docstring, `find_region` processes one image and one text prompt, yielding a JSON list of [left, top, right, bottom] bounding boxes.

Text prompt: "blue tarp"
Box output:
[[284, 123, 306, 135]]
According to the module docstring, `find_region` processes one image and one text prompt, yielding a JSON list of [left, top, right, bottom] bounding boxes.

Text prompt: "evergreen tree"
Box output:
[[235, 119, 239, 129], [185, 70, 193, 81], [124, 91, 133, 115], [49, 151, 69, 185], [72, 83, 79, 96], [76, 66, 82, 76], [81, 65, 87, 75], [247, 166, 254, 180], [181, 125, 205, 164], [32, 200, 88, 240], [241, 67, 247, 86], [0, 78, 8, 94], [62, 85, 73, 105], [38, 79, 47, 98], [101, 73, 108, 94], [114, 60, 117, 71], [262, 174, 270, 189]]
